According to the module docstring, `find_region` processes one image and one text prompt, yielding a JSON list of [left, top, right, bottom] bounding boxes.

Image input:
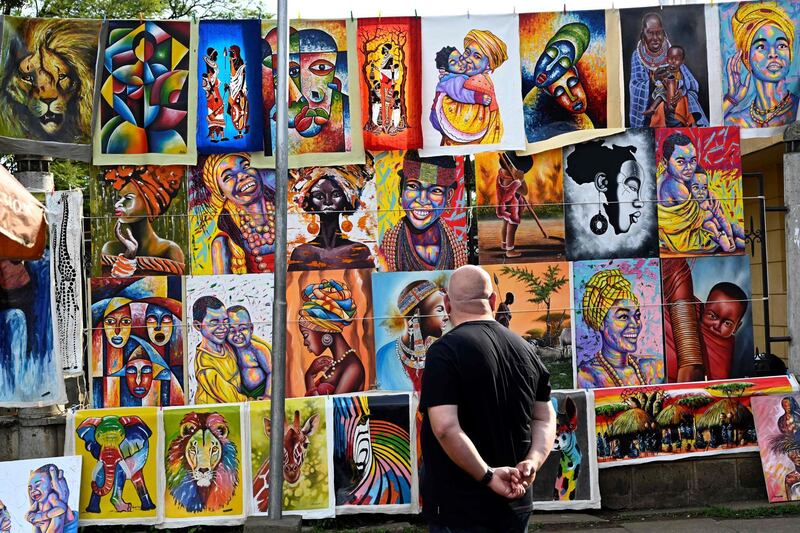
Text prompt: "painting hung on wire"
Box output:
[[332, 392, 417, 514], [287, 157, 377, 271], [90, 165, 187, 277], [571, 258, 665, 390], [662, 255, 755, 383], [0, 17, 101, 161], [594, 376, 797, 467], [65, 407, 161, 525], [656, 126, 745, 257], [0, 455, 82, 533], [90, 276, 185, 408], [483, 262, 573, 390], [93, 20, 198, 165], [185, 274, 273, 404], [751, 393, 800, 502], [249, 397, 335, 518], [563, 129, 659, 261], [420, 14, 526, 156], [286, 268, 374, 398], [189, 153, 277, 274], [197, 20, 265, 154], [374, 150, 468, 272], [161, 403, 246, 526], [474, 149, 565, 263]]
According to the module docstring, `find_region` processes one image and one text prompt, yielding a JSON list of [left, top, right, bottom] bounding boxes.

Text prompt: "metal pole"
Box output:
[[268, 0, 289, 520]]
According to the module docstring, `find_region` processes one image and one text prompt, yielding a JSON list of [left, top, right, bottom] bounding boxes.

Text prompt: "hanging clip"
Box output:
[[563, 4, 567, 15], [138, 11, 144, 24], [350, 10, 354, 22], [414, 9, 418, 18], [467, 10, 470, 19]]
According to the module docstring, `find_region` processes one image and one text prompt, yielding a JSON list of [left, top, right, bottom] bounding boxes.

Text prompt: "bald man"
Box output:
[[420, 265, 556, 533]]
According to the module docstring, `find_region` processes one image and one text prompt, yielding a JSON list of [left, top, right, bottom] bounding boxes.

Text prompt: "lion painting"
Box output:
[[166, 412, 239, 513], [0, 17, 99, 144]]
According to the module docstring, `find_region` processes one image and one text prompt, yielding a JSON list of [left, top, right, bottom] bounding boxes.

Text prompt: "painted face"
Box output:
[[125, 354, 154, 398], [600, 298, 641, 355], [215, 155, 263, 207], [690, 173, 709, 202], [788, 449, 800, 468], [702, 291, 745, 339], [463, 43, 490, 76], [749, 24, 792, 82], [418, 291, 449, 339], [782, 398, 792, 414], [666, 142, 698, 182], [308, 178, 347, 213], [642, 17, 665, 54], [227, 309, 253, 349], [401, 170, 452, 231], [447, 49, 466, 74], [27, 470, 51, 503], [546, 66, 587, 114], [286, 29, 338, 137], [300, 325, 325, 356], [113, 182, 148, 223], [610, 159, 644, 233], [534, 39, 576, 87], [667, 48, 684, 71], [195, 305, 229, 345], [103, 305, 132, 348], [145, 305, 174, 347]]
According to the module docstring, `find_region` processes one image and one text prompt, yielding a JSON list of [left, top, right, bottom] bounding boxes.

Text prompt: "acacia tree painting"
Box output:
[[500, 264, 568, 345], [359, 24, 409, 132]]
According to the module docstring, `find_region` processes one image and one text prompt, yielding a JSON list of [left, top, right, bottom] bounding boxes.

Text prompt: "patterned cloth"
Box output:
[[300, 280, 356, 333]]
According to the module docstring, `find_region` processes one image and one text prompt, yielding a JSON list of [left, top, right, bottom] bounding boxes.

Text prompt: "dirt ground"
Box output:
[[478, 217, 566, 264]]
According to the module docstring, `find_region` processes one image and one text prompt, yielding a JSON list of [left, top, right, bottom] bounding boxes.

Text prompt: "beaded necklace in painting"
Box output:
[[596, 352, 646, 387]]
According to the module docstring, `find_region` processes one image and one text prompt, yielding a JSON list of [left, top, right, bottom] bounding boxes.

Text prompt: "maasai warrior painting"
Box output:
[[656, 126, 745, 257], [189, 153, 277, 274], [357, 17, 422, 151], [186, 274, 273, 404], [594, 376, 796, 467], [520, 11, 608, 145], [286, 269, 374, 398], [91, 165, 187, 277], [621, 6, 710, 128], [475, 149, 565, 263], [662, 255, 755, 382], [197, 20, 264, 154], [719, 1, 800, 132], [563, 129, 659, 261], [752, 393, 800, 502], [572, 258, 665, 389], [90, 276, 185, 408], [94, 20, 197, 164], [375, 150, 468, 272]]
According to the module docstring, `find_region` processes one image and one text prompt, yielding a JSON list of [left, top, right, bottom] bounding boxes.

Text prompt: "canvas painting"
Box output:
[[90, 165, 188, 277], [0, 455, 82, 533], [563, 129, 659, 261], [90, 276, 185, 408], [161, 403, 246, 525], [186, 274, 274, 404], [621, 5, 710, 128], [287, 157, 378, 271], [197, 20, 264, 154], [286, 268, 374, 398], [483, 262, 573, 390], [357, 17, 423, 151], [0, 17, 101, 161], [662, 255, 755, 383], [189, 153, 277, 274], [420, 14, 525, 156], [475, 149, 565, 264], [332, 392, 417, 514], [751, 393, 800, 502], [66, 407, 161, 525], [249, 397, 335, 518], [594, 376, 797, 467], [374, 150, 468, 272], [656, 126, 745, 257]]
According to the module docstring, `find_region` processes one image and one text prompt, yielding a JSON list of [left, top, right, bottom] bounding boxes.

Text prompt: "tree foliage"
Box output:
[[500, 264, 568, 343]]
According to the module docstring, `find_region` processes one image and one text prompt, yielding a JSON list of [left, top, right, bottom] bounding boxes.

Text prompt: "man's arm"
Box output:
[[516, 400, 556, 487]]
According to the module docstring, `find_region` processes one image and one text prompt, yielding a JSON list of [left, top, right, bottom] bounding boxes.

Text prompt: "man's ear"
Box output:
[[489, 292, 497, 312], [594, 172, 608, 193]]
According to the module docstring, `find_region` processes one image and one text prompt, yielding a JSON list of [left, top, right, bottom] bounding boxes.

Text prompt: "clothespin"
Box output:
[[467, 10, 470, 19], [563, 4, 567, 15], [350, 11, 354, 22], [659, 0, 663, 10], [414, 9, 418, 18], [138, 11, 143, 23]]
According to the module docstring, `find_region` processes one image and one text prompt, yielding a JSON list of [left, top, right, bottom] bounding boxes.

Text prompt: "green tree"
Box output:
[[500, 264, 568, 345]]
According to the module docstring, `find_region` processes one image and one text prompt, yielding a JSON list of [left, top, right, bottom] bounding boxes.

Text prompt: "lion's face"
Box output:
[[185, 427, 223, 487], [13, 48, 78, 136]]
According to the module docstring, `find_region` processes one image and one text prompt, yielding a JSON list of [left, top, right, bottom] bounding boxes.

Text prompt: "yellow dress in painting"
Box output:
[[195, 346, 248, 404], [658, 198, 715, 254]]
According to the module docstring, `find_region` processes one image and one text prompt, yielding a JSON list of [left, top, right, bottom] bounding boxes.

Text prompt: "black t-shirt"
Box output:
[[419, 320, 551, 527]]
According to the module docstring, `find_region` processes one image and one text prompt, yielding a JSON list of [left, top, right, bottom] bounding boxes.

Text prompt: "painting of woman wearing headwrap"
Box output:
[[572, 259, 665, 389]]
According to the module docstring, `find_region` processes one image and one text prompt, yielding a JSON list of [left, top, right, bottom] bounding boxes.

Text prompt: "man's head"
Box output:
[[445, 265, 496, 325], [399, 152, 458, 231], [662, 133, 697, 182], [505, 292, 514, 305], [667, 45, 685, 70], [640, 12, 666, 54], [227, 305, 254, 349], [192, 295, 228, 345], [702, 282, 748, 339]]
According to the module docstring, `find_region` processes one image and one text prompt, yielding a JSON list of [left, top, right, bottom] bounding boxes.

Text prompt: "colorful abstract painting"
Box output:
[[286, 268, 374, 398], [161, 403, 245, 525], [287, 157, 377, 271], [357, 17, 422, 151], [374, 150, 468, 272], [0, 455, 82, 533], [332, 392, 417, 513], [0, 17, 101, 161], [662, 255, 755, 383], [197, 20, 264, 154], [656, 126, 745, 257], [189, 153, 277, 274], [572, 258, 665, 389], [90, 165, 187, 277], [90, 276, 185, 408], [186, 274, 273, 404], [249, 397, 335, 518], [94, 20, 197, 165], [420, 14, 525, 156], [482, 262, 573, 390], [66, 407, 161, 525], [563, 129, 659, 261], [594, 376, 797, 467], [751, 393, 800, 502], [718, 1, 800, 136], [475, 149, 565, 264]]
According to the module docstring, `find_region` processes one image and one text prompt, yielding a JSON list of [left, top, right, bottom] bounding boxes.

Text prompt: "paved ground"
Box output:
[[539, 517, 800, 532]]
